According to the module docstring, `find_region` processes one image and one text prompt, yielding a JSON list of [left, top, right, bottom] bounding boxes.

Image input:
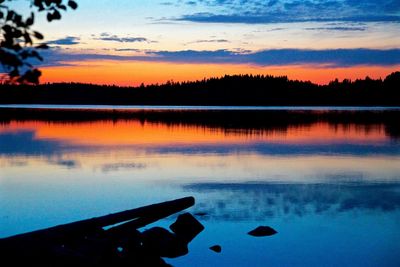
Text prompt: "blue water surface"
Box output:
[[0, 108, 399, 266]]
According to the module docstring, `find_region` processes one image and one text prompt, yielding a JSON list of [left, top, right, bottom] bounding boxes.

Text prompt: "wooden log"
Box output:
[[0, 196, 195, 264]]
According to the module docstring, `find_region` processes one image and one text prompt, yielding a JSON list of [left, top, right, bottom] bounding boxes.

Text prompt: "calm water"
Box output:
[[1, 108, 399, 266]]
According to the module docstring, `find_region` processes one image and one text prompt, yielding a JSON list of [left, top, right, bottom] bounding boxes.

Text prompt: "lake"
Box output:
[[1, 107, 399, 266]]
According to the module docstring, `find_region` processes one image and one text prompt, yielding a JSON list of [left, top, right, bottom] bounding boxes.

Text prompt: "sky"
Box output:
[[13, 0, 400, 85]]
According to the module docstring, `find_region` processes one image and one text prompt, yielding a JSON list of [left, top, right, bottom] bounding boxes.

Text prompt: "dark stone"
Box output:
[[209, 245, 222, 253], [141, 227, 188, 258], [248, 226, 277, 237], [169, 213, 205, 242]]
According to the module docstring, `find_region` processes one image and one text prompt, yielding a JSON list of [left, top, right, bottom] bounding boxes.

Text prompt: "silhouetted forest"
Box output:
[[0, 72, 399, 105]]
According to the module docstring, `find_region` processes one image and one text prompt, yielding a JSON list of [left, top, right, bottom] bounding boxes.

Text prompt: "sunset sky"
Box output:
[[14, 0, 400, 85]]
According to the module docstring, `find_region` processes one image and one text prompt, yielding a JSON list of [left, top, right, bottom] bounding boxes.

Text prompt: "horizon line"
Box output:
[[2, 72, 398, 88]]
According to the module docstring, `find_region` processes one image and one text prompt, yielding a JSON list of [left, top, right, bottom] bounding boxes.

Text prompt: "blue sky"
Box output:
[[10, 0, 400, 84]]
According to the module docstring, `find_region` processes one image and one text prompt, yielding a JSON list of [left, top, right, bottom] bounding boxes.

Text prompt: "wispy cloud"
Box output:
[[94, 33, 156, 43], [176, 0, 400, 24], [160, 1, 174, 5], [178, 13, 400, 24], [101, 37, 148, 43], [101, 162, 146, 173], [194, 39, 229, 43], [185, 39, 229, 45], [47, 36, 80, 45], [305, 26, 367, 31], [186, 1, 198, 5], [151, 48, 400, 66], [114, 48, 142, 52], [98, 36, 149, 43], [48, 158, 80, 169], [41, 47, 400, 67]]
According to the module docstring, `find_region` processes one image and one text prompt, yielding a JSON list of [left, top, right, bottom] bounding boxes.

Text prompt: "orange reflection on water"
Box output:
[[0, 120, 387, 146]]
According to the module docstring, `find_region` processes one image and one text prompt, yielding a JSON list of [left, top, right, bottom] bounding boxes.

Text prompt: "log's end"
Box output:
[[98, 196, 197, 228], [183, 196, 195, 207]]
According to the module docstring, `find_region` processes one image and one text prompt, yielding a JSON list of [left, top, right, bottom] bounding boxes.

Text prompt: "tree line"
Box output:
[[0, 72, 399, 106]]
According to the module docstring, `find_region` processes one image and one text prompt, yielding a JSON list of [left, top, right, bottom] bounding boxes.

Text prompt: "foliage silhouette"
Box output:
[[0, 0, 77, 84], [0, 72, 399, 106]]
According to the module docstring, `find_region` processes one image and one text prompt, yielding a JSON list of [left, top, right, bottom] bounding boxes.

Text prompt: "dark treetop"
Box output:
[[0, 72, 399, 106]]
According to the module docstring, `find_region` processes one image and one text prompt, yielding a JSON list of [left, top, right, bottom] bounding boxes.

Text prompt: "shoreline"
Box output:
[[1, 104, 400, 111]]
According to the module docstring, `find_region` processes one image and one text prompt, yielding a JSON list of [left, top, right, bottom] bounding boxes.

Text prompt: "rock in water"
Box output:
[[248, 226, 277, 237], [169, 213, 205, 242], [141, 227, 189, 258], [209, 245, 222, 253]]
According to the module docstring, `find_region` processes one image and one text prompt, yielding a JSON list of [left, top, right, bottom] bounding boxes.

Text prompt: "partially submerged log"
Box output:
[[0, 197, 197, 266]]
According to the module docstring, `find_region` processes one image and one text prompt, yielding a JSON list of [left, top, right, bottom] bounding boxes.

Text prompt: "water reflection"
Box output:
[[0, 110, 399, 157], [1, 108, 400, 266], [0, 108, 399, 139], [184, 182, 400, 221]]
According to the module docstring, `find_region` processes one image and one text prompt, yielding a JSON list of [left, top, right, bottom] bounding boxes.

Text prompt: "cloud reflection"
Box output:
[[1, 109, 399, 158], [47, 158, 81, 169], [184, 182, 400, 220], [0, 131, 63, 156], [100, 162, 147, 173], [1, 130, 398, 157]]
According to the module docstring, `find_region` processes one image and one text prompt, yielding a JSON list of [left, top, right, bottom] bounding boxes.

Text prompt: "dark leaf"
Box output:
[[47, 12, 53, 22], [1, 38, 13, 48], [23, 32, 32, 45], [31, 50, 43, 61], [52, 10, 61, 20], [15, 14, 23, 27], [6, 10, 15, 21], [13, 29, 23, 38], [13, 44, 22, 51], [2, 24, 12, 34], [26, 12, 35, 26], [33, 0, 42, 7], [0, 51, 22, 67], [33, 31, 44, 40], [34, 0, 45, 12], [19, 69, 41, 84], [9, 68, 20, 77], [68, 0, 78, 10], [57, 4, 67, 10], [20, 50, 30, 59]]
